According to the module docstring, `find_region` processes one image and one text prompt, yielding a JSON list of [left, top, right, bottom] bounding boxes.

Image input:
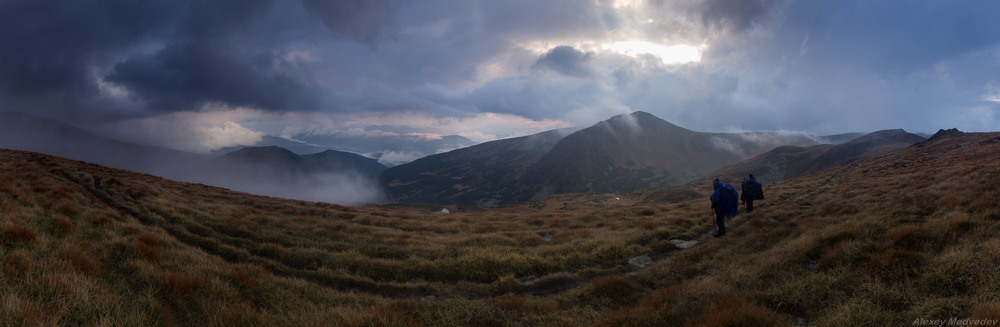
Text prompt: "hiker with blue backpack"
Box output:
[[710, 177, 739, 237]]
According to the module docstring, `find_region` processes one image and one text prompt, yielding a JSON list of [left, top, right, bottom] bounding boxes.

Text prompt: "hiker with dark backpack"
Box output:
[[710, 177, 739, 237], [741, 174, 765, 212]]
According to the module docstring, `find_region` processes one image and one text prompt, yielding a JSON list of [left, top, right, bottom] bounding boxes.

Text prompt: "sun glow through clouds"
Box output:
[[603, 40, 701, 65]]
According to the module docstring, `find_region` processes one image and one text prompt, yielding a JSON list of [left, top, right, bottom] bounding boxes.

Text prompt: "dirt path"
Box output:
[[514, 212, 752, 298]]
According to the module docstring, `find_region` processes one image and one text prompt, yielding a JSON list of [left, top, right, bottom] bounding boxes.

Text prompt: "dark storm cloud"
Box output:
[[533, 46, 595, 77], [301, 0, 393, 47], [175, 0, 274, 40], [0, 0, 393, 119], [0, 0, 179, 107], [104, 0, 331, 112], [105, 43, 322, 112]]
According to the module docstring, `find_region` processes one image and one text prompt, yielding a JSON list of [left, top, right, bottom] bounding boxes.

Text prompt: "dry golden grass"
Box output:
[[0, 131, 999, 325]]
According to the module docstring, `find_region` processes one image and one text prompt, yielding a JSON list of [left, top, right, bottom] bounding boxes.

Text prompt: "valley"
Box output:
[[1, 129, 998, 325]]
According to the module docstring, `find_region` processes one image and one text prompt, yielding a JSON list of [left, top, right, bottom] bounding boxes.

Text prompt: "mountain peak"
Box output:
[[848, 129, 924, 145], [929, 128, 965, 141], [600, 111, 689, 134]]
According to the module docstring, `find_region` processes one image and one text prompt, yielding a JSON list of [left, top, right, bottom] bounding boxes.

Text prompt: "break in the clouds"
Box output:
[[2, 0, 1000, 155]]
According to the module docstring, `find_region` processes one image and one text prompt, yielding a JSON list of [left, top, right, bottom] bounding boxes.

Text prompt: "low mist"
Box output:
[[0, 111, 387, 205], [196, 165, 386, 205]]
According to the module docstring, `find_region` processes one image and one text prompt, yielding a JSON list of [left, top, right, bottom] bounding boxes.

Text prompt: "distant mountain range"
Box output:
[[222, 146, 386, 181], [710, 129, 926, 185], [1, 110, 928, 206], [0, 111, 210, 182], [380, 128, 574, 206], [213, 135, 331, 156], [381, 111, 895, 205]]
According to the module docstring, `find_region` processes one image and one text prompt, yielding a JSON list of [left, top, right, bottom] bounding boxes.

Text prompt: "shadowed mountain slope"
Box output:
[[385, 111, 828, 205], [381, 128, 574, 206], [0, 111, 385, 204], [213, 135, 331, 156], [222, 146, 386, 180], [0, 111, 212, 181], [512, 111, 821, 201], [710, 129, 926, 185]]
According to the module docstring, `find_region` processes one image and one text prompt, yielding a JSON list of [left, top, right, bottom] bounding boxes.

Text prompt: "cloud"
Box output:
[[370, 150, 427, 167], [262, 111, 574, 156], [217, 171, 384, 205], [708, 136, 744, 157], [533, 46, 595, 77], [301, 0, 393, 47], [107, 109, 264, 153], [3, 0, 1000, 159], [695, 0, 783, 34], [106, 43, 323, 112]]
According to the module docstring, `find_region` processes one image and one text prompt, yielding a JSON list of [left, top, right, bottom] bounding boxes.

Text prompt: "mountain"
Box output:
[[817, 132, 865, 144], [3, 129, 998, 325], [0, 111, 385, 204], [710, 129, 926, 184], [0, 111, 213, 182], [380, 128, 574, 206], [293, 132, 478, 165], [384, 111, 824, 205], [512, 111, 821, 201], [221, 146, 386, 180], [213, 135, 331, 155]]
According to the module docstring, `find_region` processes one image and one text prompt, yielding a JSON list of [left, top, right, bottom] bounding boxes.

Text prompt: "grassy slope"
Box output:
[[1, 131, 999, 326]]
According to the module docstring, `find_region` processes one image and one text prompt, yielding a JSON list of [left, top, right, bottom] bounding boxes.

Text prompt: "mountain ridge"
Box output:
[[0, 111, 386, 204], [710, 128, 926, 185], [384, 111, 838, 205]]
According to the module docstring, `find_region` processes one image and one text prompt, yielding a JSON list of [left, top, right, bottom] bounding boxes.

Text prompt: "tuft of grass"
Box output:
[[488, 293, 526, 311], [61, 244, 102, 274], [161, 271, 211, 303], [3, 249, 36, 276], [56, 201, 81, 217], [1, 223, 38, 244], [87, 214, 114, 226], [132, 232, 162, 262], [53, 216, 74, 234], [972, 302, 1000, 320], [698, 296, 794, 327], [587, 275, 644, 305]]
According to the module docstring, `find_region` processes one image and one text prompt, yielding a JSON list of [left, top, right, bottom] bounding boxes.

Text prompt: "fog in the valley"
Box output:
[[0, 111, 386, 205]]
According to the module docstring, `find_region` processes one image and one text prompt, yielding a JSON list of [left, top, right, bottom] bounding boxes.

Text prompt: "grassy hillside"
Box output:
[[2, 131, 999, 326]]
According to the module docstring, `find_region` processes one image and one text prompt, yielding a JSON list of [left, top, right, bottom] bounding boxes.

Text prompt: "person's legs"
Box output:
[[747, 200, 754, 212], [715, 212, 726, 236]]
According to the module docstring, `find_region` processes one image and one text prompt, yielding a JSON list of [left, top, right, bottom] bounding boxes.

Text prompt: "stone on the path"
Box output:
[[669, 239, 698, 250], [628, 254, 652, 268]]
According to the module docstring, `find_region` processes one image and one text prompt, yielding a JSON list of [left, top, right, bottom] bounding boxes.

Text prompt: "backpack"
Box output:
[[719, 184, 739, 217], [749, 180, 764, 200]]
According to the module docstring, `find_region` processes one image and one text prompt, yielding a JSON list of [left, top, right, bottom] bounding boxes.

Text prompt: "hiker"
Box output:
[[710, 177, 739, 237], [741, 174, 765, 212]]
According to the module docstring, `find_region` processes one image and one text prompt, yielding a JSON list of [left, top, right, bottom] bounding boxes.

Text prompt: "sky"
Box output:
[[3, 0, 1000, 162]]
